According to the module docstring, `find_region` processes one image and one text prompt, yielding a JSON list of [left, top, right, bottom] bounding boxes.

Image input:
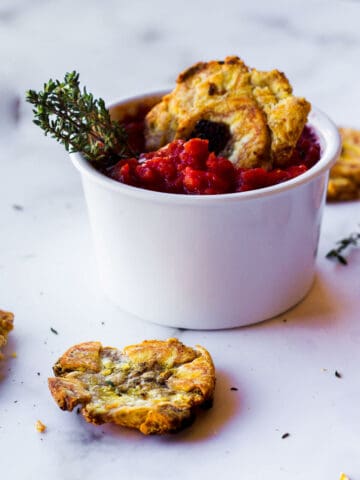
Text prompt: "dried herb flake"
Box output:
[[326, 230, 360, 265]]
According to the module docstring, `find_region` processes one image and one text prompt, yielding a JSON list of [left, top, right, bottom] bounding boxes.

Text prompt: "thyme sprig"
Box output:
[[326, 230, 360, 265], [26, 71, 132, 165]]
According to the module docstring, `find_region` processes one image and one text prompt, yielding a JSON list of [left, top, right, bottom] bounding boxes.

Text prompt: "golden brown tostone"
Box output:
[[145, 56, 310, 170], [48, 338, 215, 435], [327, 127, 360, 201]]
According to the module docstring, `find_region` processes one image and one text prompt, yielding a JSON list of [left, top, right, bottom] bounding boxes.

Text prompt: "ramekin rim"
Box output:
[[70, 94, 341, 204]]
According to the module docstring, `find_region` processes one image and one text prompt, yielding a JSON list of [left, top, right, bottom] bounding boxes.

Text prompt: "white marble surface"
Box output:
[[1, 0, 360, 479]]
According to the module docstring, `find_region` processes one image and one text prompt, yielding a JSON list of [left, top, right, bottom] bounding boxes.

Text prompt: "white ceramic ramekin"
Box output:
[[71, 94, 341, 330]]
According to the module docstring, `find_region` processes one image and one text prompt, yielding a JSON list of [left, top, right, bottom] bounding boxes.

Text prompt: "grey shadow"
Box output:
[[285, 272, 344, 328], [163, 369, 240, 443], [68, 369, 240, 444], [241, 270, 345, 332]]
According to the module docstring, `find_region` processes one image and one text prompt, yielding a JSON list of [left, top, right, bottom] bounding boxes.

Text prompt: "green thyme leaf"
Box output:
[[26, 71, 132, 165]]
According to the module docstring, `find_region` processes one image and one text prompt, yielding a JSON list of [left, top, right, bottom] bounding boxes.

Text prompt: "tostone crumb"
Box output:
[[35, 420, 46, 433], [0, 310, 14, 360]]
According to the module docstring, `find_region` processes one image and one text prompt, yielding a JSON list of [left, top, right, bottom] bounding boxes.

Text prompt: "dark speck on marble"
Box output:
[[139, 28, 163, 43], [12, 204, 24, 211]]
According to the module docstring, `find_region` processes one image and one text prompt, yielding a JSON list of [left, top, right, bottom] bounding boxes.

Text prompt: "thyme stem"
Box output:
[[26, 71, 132, 166]]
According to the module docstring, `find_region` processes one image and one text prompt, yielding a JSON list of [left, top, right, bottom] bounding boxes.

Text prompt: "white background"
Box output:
[[1, 1, 360, 479]]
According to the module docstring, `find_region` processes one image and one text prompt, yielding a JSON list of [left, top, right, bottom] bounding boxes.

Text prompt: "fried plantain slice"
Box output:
[[48, 338, 215, 435], [0, 310, 14, 360], [145, 56, 310, 169], [327, 127, 360, 201]]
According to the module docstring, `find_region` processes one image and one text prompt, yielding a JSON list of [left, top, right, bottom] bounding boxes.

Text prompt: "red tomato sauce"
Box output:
[[106, 123, 320, 195]]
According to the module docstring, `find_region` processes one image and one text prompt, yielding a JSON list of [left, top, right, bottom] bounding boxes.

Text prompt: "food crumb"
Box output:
[[35, 420, 46, 433], [230, 387, 238, 391], [281, 432, 290, 439], [340, 473, 350, 480], [10, 352, 17, 358], [50, 327, 58, 335], [335, 370, 342, 379]]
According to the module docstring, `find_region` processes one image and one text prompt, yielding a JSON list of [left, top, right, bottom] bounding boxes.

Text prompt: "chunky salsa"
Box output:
[[105, 119, 320, 195]]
